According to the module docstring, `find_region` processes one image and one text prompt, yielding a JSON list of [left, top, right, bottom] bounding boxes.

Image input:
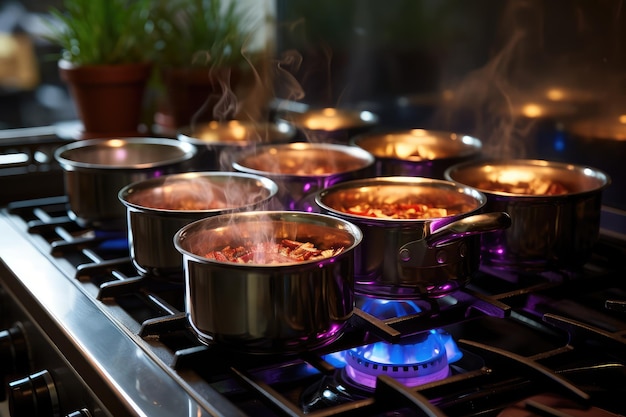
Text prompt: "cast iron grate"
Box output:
[[4, 195, 626, 416]]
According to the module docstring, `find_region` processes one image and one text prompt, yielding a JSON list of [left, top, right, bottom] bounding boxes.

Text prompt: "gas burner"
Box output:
[[338, 298, 462, 390], [50, 227, 129, 257], [358, 297, 429, 319], [92, 229, 129, 251], [301, 328, 464, 411], [343, 330, 454, 389]]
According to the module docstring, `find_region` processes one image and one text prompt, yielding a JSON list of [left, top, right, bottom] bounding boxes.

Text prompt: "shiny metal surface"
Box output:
[[277, 107, 379, 144], [54, 137, 197, 231], [351, 129, 482, 179], [445, 159, 611, 271], [232, 142, 375, 210], [315, 177, 510, 299], [0, 213, 233, 417], [177, 120, 296, 171], [174, 211, 362, 354], [119, 172, 278, 280]]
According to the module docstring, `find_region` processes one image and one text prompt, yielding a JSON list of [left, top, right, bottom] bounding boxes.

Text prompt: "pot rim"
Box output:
[[177, 120, 296, 147], [444, 158, 611, 199], [54, 137, 197, 171], [174, 210, 363, 269], [280, 107, 379, 131], [231, 142, 375, 179], [314, 176, 487, 226], [118, 171, 279, 215], [351, 128, 483, 162]]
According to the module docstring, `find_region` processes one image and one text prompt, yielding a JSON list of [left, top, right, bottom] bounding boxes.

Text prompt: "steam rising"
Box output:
[[428, 0, 624, 159]]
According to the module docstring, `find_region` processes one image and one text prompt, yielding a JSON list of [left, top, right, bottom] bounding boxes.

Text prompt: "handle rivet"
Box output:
[[436, 250, 448, 264]]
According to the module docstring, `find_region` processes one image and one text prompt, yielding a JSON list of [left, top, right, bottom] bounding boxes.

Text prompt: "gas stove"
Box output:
[[0, 129, 625, 417]]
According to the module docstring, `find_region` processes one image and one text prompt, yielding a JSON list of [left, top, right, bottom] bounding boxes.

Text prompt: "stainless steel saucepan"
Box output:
[[174, 210, 363, 354], [315, 176, 511, 299], [445, 159, 610, 272]]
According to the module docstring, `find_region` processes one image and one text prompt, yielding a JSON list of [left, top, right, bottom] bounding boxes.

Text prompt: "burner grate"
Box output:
[[2, 195, 626, 416]]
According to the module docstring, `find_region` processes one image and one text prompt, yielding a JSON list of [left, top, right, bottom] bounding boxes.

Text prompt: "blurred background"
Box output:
[[2, 0, 626, 129]]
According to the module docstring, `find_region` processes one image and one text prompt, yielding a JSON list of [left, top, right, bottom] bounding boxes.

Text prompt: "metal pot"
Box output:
[[444, 159, 610, 272], [351, 128, 482, 179], [232, 142, 375, 210], [278, 107, 379, 144], [118, 172, 278, 280], [173, 211, 363, 354], [315, 177, 511, 299], [177, 120, 296, 171], [54, 137, 197, 231]]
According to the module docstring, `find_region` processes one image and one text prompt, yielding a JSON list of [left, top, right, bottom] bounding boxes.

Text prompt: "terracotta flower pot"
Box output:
[[59, 60, 153, 138]]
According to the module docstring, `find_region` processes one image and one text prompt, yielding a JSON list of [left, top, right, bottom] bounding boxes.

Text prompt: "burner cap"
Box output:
[[343, 330, 450, 389]]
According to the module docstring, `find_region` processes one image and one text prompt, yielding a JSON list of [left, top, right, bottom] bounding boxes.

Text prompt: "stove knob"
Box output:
[[66, 409, 92, 417], [0, 323, 30, 401], [8, 369, 59, 417]]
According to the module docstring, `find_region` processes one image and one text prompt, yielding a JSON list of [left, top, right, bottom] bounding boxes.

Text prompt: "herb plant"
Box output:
[[44, 0, 156, 65], [152, 0, 258, 69]]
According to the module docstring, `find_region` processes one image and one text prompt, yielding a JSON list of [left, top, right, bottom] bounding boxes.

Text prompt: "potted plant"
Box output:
[[44, 0, 157, 138], [151, 0, 268, 131]]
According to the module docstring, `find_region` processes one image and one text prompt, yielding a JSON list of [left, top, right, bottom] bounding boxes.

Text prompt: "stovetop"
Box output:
[[1, 193, 625, 416]]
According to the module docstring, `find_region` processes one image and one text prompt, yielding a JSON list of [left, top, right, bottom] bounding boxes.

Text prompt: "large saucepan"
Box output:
[[118, 172, 278, 280], [54, 137, 197, 231], [445, 159, 610, 272], [314, 177, 511, 299], [173, 211, 363, 354]]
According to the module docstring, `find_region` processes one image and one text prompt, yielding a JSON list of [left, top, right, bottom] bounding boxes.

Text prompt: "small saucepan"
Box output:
[[232, 142, 375, 210], [445, 159, 611, 272], [177, 119, 296, 171], [118, 172, 278, 280], [351, 128, 482, 179], [54, 137, 197, 231], [278, 107, 379, 144], [315, 176, 511, 299], [173, 211, 363, 354]]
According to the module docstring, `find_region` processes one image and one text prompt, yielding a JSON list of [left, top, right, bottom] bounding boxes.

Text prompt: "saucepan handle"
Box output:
[[425, 212, 511, 248], [397, 212, 511, 268]]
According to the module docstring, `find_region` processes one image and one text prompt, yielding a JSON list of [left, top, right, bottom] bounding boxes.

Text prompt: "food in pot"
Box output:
[[205, 239, 345, 264], [476, 177, 570, 195], [343, 201, 449, 219], [329, 191, 477, 220]]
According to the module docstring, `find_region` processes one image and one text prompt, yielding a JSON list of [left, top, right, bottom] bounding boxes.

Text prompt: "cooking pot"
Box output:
[[278, 107, 379, 144], [118, 172, 278, 280], [54, 137, 197, 231], [232, 142, 375, 210], [173, 211, 363, 354], [314, 177, 511, 299], [351, 128, 482, 179], [444, 159, 610, 272], [177, 119, 296, 171]]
